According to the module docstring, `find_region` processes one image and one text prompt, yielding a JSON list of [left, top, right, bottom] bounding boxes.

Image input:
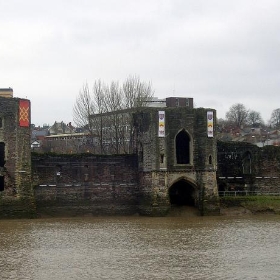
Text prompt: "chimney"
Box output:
[[0, 88, 13, 98]]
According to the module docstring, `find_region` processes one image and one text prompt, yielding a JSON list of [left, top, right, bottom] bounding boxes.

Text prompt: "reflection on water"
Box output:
[[0, 215, 280, 280]]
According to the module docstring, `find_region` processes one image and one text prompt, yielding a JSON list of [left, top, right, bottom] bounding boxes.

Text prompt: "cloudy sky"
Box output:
[[1, 0, 279, 126]]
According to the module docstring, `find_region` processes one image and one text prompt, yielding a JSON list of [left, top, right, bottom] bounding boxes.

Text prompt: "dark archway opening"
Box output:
[[176, 130, 190, 164], [169, 180, 195, 206], [218, 183, 226, 196]]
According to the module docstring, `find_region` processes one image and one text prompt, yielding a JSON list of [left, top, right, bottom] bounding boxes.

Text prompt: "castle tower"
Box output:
[[0, 93, 35, 218], [134, 102, 219, 216]]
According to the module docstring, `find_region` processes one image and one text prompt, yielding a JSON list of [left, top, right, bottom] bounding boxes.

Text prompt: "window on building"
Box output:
[[0, 176, 4, 192], [0, 117, 2, 128], [185, 98, 189, 107], [84, 165, 89, 181], [175, 130, 190, 164], [209, 155, 212, 165], [242, 151, 252, 174], [0, 142, 4, 167], [56, 165, 62, 177], [160, 154, 164, 164], [176, 98, 179, 107]]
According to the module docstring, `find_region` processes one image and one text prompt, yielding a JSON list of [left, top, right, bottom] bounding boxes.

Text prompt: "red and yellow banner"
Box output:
[[19, 100, 30, 127]]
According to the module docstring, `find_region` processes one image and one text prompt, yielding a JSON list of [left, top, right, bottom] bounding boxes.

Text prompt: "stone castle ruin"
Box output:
[[32, 98, 220, 216], [1, 91, 280, 218]]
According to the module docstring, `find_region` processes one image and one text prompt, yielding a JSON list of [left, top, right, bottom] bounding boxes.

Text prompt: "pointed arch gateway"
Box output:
[[169, 179, 196, 207]]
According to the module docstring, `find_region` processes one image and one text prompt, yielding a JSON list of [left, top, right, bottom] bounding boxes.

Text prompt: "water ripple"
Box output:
[[0, 215, 280, 279]]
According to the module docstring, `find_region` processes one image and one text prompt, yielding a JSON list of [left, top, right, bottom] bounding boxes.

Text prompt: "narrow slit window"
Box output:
[[0, 142, 5, 191], [160, 154, 164, 164]]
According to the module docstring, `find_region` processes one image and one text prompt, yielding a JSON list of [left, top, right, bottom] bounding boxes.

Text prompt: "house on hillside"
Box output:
[[48, 121, 75, 135], [31, 125, 50, 151], [217, 124, 280, 147]]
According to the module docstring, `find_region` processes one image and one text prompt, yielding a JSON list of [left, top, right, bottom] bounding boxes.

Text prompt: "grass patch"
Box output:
[[220, 196, 280, 214]]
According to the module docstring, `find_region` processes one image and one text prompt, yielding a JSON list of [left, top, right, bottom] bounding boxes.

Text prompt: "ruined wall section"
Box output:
[[32, 154, 139, 216], [0, 97, 18, 192], [254, 145, 280, 193], [217, 142, 280, 194], [0, 97, 34, 218], [217, 141, 258, 178]]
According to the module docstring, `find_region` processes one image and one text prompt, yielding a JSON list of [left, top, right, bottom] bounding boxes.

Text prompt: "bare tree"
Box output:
[[247, 110, 263, 127], [73, 84, 94, 132], [73, 81, 107, 153], [73, 76, 154, 154], [270, 108, 280, 128], [122, 75, 154, 109], [104, 81, 122, 112], [226, 103, 249, 128], [121, 76, 154, 152], [91, 80, 107, 153]]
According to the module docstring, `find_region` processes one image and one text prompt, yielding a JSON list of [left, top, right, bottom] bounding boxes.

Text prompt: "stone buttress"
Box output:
[[0, 96, 35, 218]]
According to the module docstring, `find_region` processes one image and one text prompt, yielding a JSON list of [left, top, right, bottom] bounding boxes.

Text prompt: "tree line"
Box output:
[[219, 103, 280, 129], [73, 77, 280, 153]]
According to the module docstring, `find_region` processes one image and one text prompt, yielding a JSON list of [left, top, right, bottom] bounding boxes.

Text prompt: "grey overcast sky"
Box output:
[[1, 0, 280, 126]]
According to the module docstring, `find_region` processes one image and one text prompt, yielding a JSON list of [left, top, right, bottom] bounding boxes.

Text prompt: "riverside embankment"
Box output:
[[220, 196, 280, 215]]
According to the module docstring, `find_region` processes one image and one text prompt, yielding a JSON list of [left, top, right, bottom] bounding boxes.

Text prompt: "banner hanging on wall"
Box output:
[[19, 100, 30, 127], [158, 111, 165, 137], [207, 111, 214, 137]]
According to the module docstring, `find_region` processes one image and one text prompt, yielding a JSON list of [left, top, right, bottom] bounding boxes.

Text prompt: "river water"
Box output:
[[0, 214, 280, 280]]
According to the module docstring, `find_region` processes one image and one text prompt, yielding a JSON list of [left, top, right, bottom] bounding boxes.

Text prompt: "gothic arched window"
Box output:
[[176, 130, 190, 164], [242, 151, 252, 174]]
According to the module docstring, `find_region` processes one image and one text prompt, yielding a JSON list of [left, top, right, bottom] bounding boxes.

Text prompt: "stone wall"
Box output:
[[32, 153, 139, 216], [217, 141, 280, 194], [254, 145, 280, 193], [0, 97, 35, 218]]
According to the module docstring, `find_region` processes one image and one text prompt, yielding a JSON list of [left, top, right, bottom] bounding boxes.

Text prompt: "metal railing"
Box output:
[[218, 191, 280, 197]]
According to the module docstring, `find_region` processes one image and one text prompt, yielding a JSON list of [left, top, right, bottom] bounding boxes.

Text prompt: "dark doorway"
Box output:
[[169, 180, 195, 206], [0, 142, 5, 191], [176, 130, 190, 164], [218, 183, 226, 196]]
